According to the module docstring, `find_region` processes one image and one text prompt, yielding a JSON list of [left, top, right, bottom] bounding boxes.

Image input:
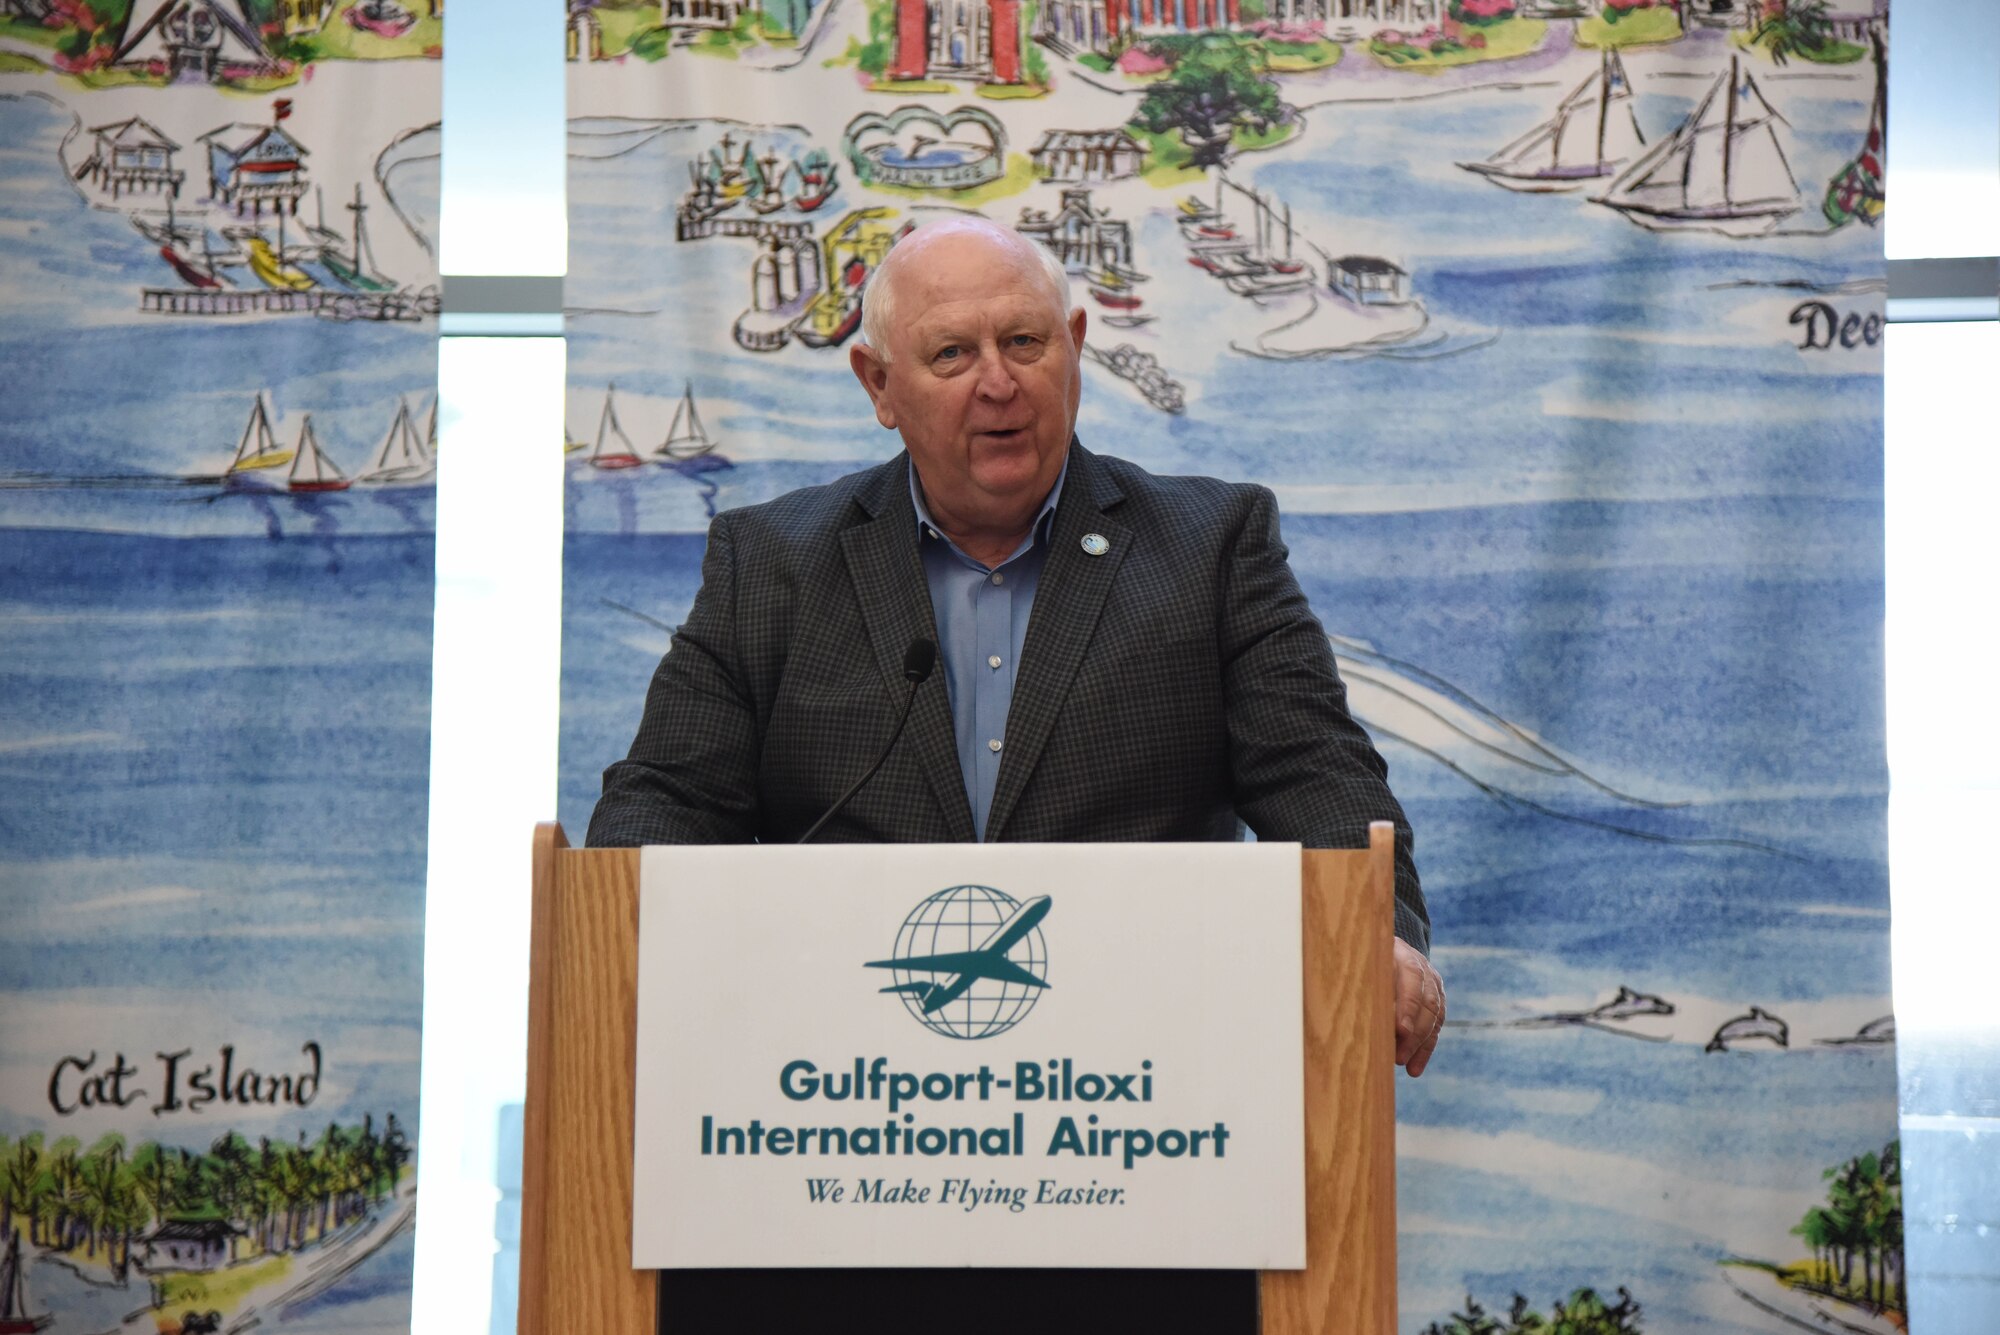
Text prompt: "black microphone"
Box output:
[[797, 638, 936, 844]]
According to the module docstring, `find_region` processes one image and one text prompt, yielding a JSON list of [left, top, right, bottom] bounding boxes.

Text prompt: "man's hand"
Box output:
[[1394, 938, 1445, 1077]]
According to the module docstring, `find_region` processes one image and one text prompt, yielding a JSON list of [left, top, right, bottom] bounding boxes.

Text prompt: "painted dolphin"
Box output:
[[1705, 1006, 1790, 1053], [1583, 986, 1675, 1022], [1448, 985, 1677, 1042], [1818, 1014, 1896, 1046]]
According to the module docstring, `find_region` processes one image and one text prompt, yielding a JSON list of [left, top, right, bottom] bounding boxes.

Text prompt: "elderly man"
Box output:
[[589, 216, 1442, 1074]]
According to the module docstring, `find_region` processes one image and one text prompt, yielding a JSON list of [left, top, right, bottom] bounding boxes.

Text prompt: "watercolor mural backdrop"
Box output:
[[0, 3, 440, 1331], [557, 1, 1897, 1330]]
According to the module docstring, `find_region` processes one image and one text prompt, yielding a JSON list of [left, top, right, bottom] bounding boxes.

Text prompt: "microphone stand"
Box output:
[[797, 639, 935, 844]]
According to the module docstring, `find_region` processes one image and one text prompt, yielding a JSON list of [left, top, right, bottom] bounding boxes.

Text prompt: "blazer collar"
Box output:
[[840, 454, 976, 842], [986, 442, 1129, 841]]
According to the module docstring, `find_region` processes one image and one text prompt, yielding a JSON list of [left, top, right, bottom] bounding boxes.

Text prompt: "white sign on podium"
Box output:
[[632, 843, 1306, 1270]]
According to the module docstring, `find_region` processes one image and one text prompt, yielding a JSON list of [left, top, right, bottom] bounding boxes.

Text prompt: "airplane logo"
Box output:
[[866, 894, 1052, 1015]]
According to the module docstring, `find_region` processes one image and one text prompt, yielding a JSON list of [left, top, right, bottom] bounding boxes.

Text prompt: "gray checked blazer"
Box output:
[[588, 441, 1429, 951]]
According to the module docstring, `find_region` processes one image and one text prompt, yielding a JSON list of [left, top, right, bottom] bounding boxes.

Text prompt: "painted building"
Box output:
[[761, 0, 816, 35], [1686, 0, 1754, 26], [282, 0, 333, 33], [1017, 187, 1133, 273], [1825, 2, 1889, 42], [1036, 0, 1240, 58], [1028, 129, 1145, 182], [113, 0, 281, 83], [890, 0, 1025, 84], [1688, 0, 1883, 41], [567, 4, 605, 59], [1259, 0, 1438, 28], [1330, 254, 1410, 305], [1123, 0, 1239, 30], [80, 117, 185, 200], [751, 232, 824, 311], [663, 0, 759, 31], [200, 122, 310, 216], [142, 1219, 242, 1271]]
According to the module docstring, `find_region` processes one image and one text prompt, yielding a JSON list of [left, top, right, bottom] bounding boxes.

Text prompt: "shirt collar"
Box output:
[[908, 450, 1070, 567]]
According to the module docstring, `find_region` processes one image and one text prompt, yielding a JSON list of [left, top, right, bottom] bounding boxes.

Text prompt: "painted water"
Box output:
[[0, 85, 434, 1331], [561, 43, 1892, 1334]]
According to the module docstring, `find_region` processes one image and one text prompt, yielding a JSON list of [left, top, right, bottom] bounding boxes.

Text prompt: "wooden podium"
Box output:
[[519, 823, 1398, 1335]]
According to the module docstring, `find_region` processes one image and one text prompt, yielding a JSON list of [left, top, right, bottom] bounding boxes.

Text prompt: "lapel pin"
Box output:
[[1080, 533, 1110, 557]]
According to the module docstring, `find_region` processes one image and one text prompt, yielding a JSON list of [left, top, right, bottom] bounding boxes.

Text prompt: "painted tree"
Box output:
[[6, 1135, 46, 1247], [1421, 1294, 1507, 1335], [40, 1138, 84, 1252], [207, 1132, 256, 1261], [1130, 34, 1287, 169], [0, 1134, 15, 1242], [1792, 1139, 1903, 1312], [1423, 1288, 1642, 1335], [9, 1116, 409, 1268], [78, 1135, 142, 1278], [1753, 0, 1836, 64]]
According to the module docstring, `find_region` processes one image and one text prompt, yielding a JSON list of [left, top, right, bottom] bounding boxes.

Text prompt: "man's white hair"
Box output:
[[859, 217, 1072, 364]]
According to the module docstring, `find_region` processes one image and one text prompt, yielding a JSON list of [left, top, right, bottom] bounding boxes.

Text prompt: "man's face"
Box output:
[[850, 229, 1087, 537]]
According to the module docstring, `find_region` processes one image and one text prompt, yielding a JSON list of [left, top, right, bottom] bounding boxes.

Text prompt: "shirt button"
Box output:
[[987, 654, 1002, 669], [990, 571, 1004, 585], [987, 738, 1003, 753]]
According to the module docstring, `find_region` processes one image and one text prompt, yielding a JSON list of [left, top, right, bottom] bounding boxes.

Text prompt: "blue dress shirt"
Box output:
[[909, 456, 1068, 840]]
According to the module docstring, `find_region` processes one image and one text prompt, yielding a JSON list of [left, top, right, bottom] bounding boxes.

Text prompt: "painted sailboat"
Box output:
[[288, 415, 351, 492], [791, 148, 839, 212], [724, 139, 758, 202], [1190, 173, 1309, 297], [130, 193, 199, 248], [310, 185, 395, 291], [1091, 271, 1155, 326], [358, 399, 435, 484], [245, 234, 315, 291], [1460, 49, 1646, 191], [1086, 265, 1145, 313], [1824, 26, 1887, 228], [1596, 56, 1800, 237], [683, 152, 733, 221], [1088, 282, 1142, 311], [227, 395, 293, 476], [138, 191, 230, 288], [656, 382, 719, 461], [159, 241, 223, 289], [589, 384, 644, 469], [0, 1232, 53, 1334], [748, 153, 788, 215], [1246, 192, 1309, 288]]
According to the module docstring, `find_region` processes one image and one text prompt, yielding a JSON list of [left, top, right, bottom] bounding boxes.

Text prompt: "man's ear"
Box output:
[[849, 344, 897, 430], [1067, 305, 1087, 357]]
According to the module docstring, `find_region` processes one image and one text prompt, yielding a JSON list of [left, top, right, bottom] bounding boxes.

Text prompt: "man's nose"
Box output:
[[973, 344, 1017, 400]]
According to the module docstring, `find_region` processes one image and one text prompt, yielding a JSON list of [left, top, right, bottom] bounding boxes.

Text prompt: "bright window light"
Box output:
[[1885, 320, 2000, 1036], [413, 337, 565, 1335], [1885, 0, 2000, 258], [441, 0, 566, 274]]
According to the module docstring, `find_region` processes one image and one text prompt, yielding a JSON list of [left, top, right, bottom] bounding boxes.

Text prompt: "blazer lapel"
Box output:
[[839, 463, 977, 843], [985, 445, 1129, 841]]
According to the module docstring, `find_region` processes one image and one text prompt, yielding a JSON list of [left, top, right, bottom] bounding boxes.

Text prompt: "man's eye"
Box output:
[[934, 347, 961, 363]]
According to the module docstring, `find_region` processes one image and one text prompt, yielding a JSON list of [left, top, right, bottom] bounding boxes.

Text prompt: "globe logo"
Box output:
[[864, 886, 1052, 1040]]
